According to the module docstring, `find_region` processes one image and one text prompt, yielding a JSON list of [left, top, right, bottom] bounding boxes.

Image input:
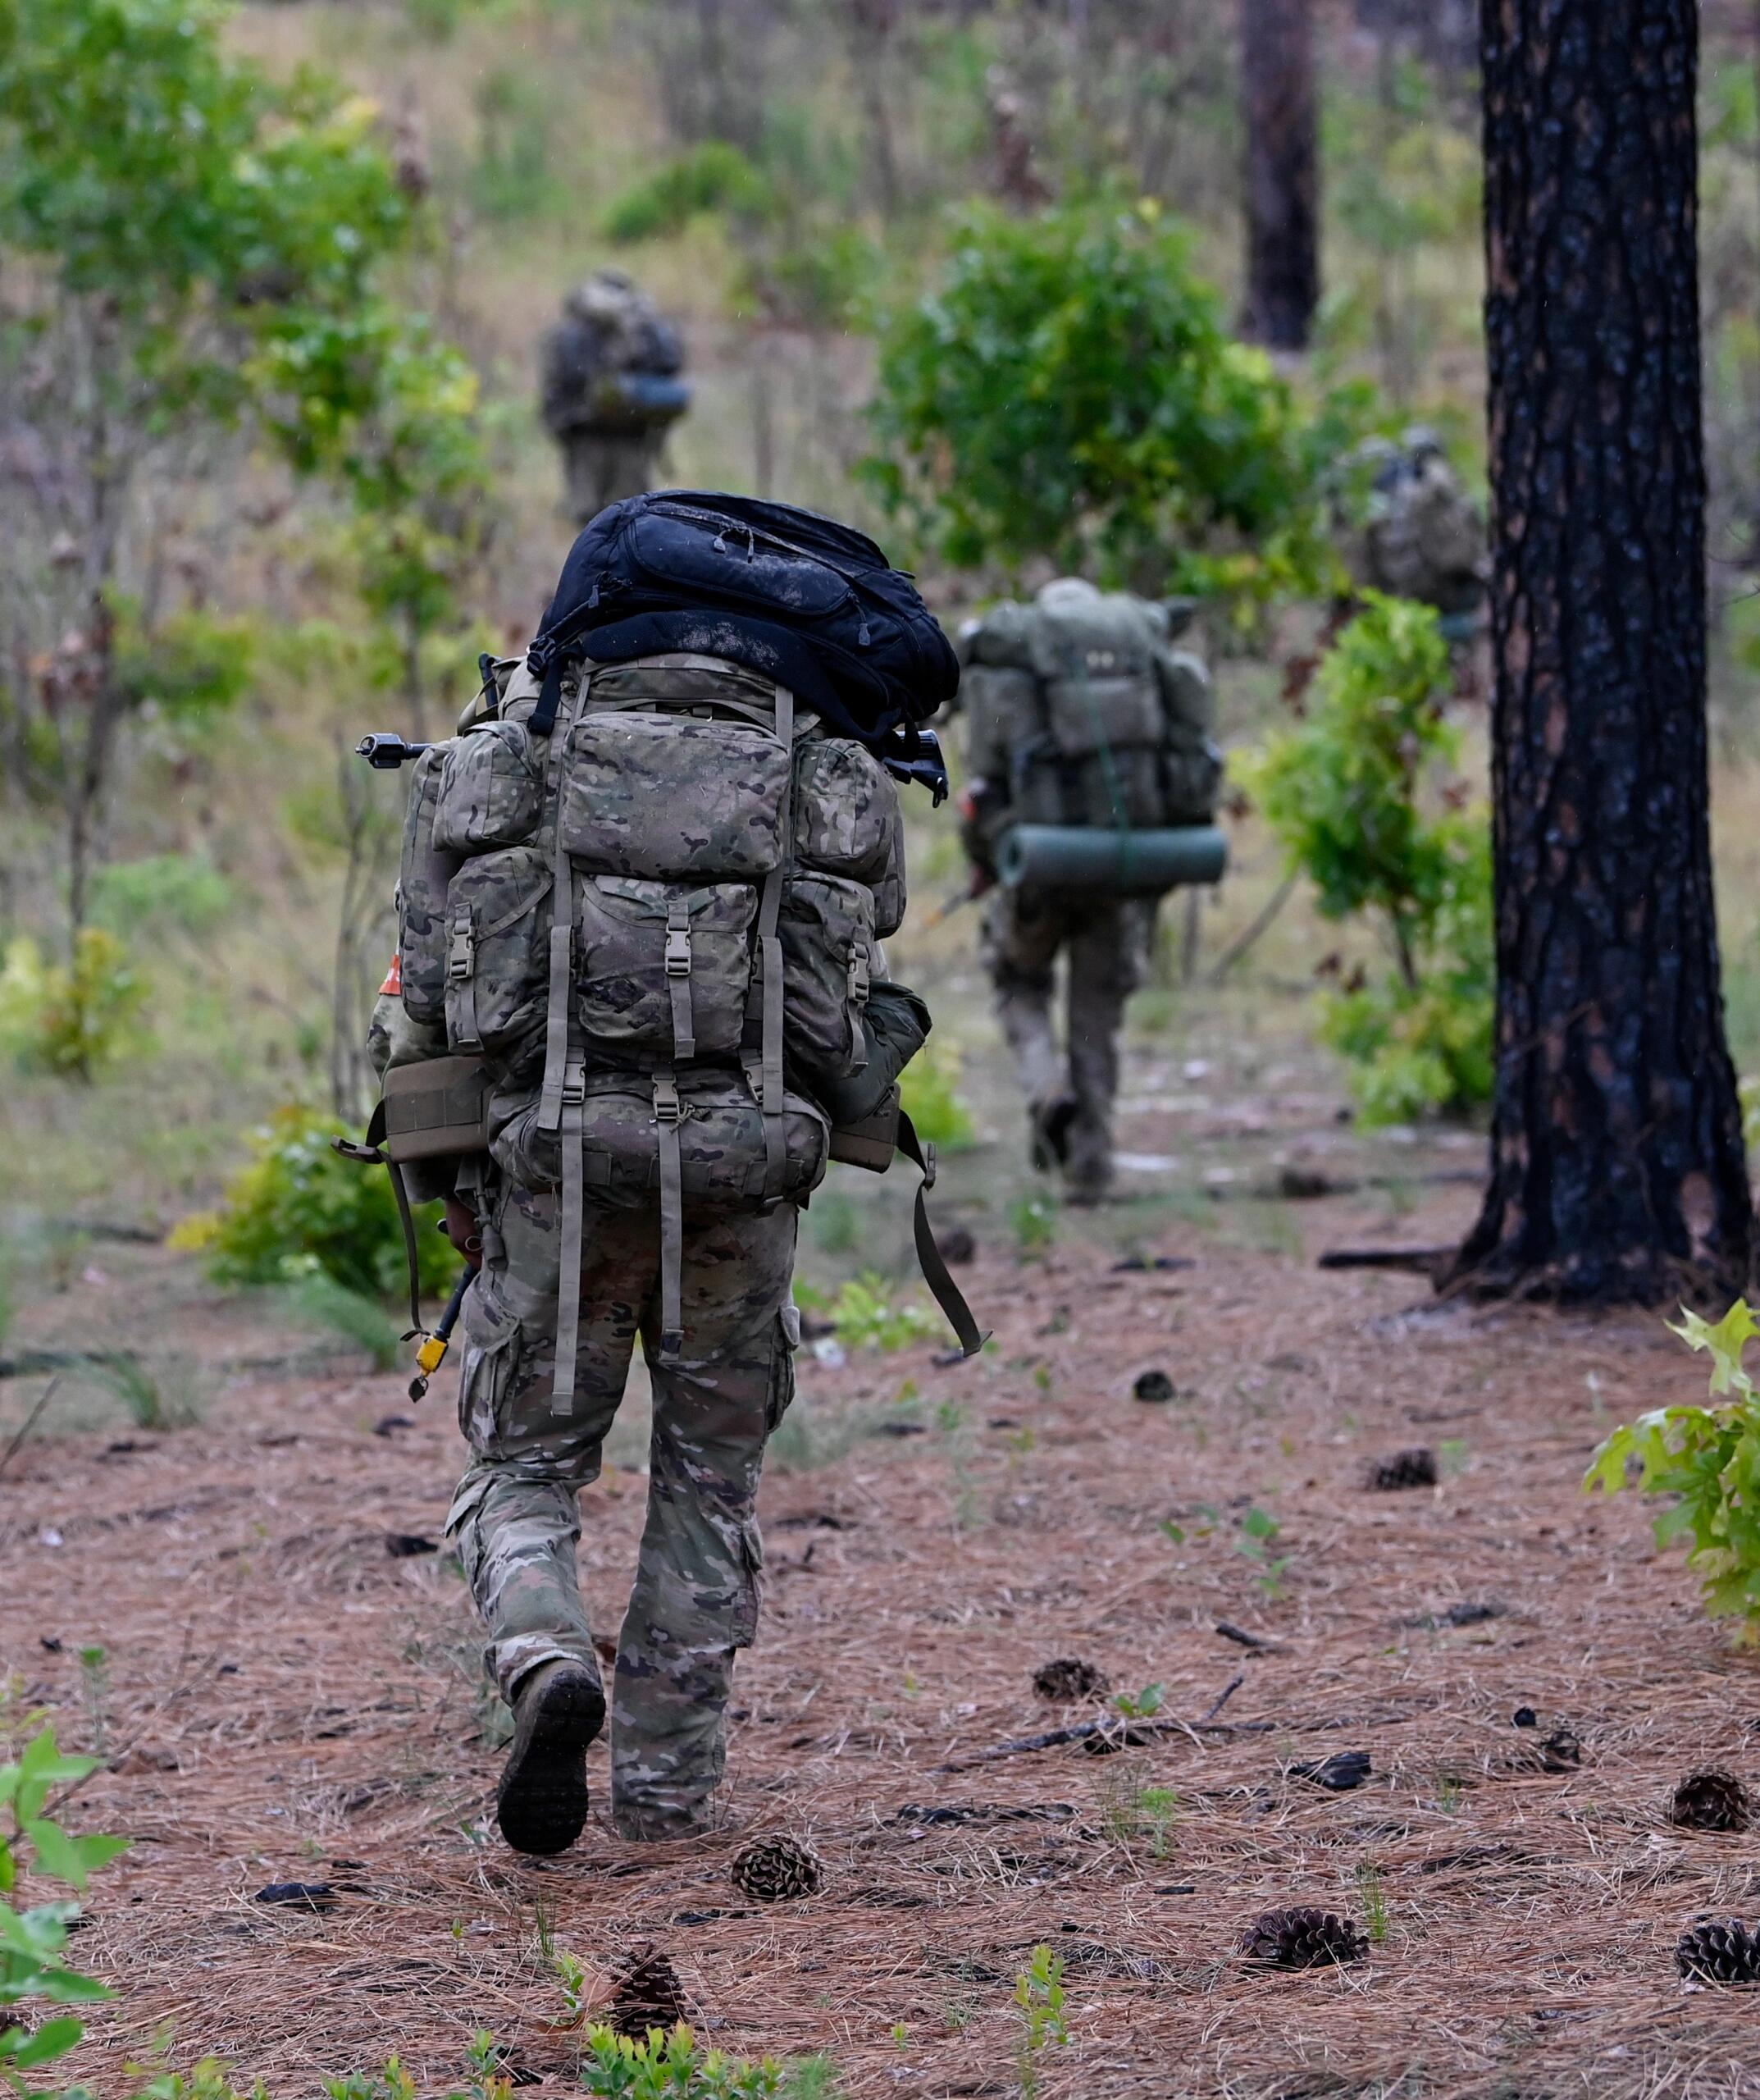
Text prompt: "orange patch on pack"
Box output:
[[379, 952, 403, 997]]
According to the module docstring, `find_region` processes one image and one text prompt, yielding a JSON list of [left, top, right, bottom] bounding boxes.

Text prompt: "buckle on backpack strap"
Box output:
[[664, 925, 692, 978], [652, 1075, 682, 1125], [446, 915, 474, 983], [561, 1054, 586, 1109]]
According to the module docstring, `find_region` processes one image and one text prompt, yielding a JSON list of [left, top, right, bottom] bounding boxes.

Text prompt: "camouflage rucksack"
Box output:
[[960, 582, 1220, 842], [394, 649, 974, 1401]]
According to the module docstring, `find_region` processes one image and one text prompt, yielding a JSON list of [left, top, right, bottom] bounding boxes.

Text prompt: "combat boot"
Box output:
[[497, 1659, 605, 1856], [1029, 1092, 1079, 1175]]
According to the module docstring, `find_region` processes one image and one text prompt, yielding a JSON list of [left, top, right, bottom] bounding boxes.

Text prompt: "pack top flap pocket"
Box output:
[[559, 710, 789, 879]]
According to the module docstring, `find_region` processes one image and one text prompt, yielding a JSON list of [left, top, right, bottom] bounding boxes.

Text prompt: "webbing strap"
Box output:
[[896, 1107, 987, 1360], [550, 1091, 587, 1411], [755, 682, 795, 1202], [537, 671, 585, 1133], [387, 1155, 424, 1340], [654, 1074, 685, 1365], [537, 865, 573, 1134], [665, 896, 695, 1061]]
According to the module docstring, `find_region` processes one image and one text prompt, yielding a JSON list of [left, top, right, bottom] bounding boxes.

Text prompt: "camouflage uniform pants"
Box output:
[[560, 430, 664, 526], [446, 1178, 797, 1840], [983, 887, 1156, 1198]]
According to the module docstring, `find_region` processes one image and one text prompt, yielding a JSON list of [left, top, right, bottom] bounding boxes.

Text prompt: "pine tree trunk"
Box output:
[[1240, 0, 1319, 352], [1449, 0, 1754, 1304]]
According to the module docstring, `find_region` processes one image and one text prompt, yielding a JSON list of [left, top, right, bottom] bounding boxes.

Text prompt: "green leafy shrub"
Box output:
[[172, 1107, 458, 1303], [1587, 1301, 1760, 1638], [898, 1043, 974, 1152], [89, 856, 235, 939], [1238, 593, 1491, 1124], [0, 1718, 131, 2098], [864, 199, 1370, 600], [601, 143, 774, 243], [577, 2024, 784, 2100], [828, 1276, 935, 1354], [0, 929, 148, 1081]]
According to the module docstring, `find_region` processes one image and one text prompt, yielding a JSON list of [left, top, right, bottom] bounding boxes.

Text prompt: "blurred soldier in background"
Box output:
[[957, 578, 1220, 1205], [1344, 427, 1489, 638], [540, 269, 691, 524]]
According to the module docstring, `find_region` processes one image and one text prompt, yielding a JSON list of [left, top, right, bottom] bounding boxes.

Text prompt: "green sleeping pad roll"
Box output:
[[996, 824, 1229, 895]]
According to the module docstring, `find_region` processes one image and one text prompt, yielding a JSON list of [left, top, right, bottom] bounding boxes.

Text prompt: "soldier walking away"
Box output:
[[1343, 427, 1489, 640], [358, 492, 972, 1856], [957, 578, 1221, 1205], [540, 270, 691, 526]]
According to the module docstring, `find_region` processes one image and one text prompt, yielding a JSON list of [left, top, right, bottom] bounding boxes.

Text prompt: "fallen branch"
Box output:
[[932, 1677, 1266, 1771], [1215, 1621, 1284, 1653], [1316, 1245, 1457, 1277], [1198, 1673, 1247, 1722], [0, 1349, 123, 1381], [0, 1377, 63, 1486]]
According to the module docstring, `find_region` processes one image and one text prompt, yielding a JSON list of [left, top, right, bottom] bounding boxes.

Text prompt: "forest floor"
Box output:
[[8, 1047, 1760, 2100]]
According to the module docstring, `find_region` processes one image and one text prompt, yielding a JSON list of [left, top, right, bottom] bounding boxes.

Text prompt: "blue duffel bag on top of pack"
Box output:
[[525, 490, 960, 751]]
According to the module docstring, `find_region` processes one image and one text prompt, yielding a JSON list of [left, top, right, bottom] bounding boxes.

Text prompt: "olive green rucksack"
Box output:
[[379, 651, 980, 1401], [962, 588, 1220, 838]]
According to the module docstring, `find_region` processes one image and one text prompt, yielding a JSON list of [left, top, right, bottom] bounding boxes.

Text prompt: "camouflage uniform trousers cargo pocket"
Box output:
[[445, 1181, 799, 1841]]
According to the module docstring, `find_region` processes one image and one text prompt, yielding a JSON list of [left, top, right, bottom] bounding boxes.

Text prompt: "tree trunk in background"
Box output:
[[1449, 0, 1753, 1304], [1240, 0, 1319, 352]]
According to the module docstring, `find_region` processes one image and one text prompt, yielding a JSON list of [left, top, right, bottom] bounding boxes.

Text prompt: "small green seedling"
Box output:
[[1014, 1946, 1069, 2099], [1356, 1865, 1389, 1945], [1112, 1682, 1165, 1720], [1237, 1505, 1293, 1600]]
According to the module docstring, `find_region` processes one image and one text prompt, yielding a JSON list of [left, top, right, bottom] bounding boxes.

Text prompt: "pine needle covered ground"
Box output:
[[7, 1071, 1760, 2098]]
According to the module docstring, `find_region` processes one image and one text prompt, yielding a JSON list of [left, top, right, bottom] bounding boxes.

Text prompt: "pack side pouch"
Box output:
[[576, 875, 756, 1061], [382, 1054, 491, 1163], [1160, 743, 1224, 825], [871, 797, 908, 939], [817, 979, 930, 1131], [442, 846, 553, 1061], [399, 744, 461, 1028], [559, 711, 789, 879], [793, 737, 900, 883], [1044, 672, 1164, 758], [829, 1089, 899, 1172], [490, 1071, 829, 1209], [773, 874, 876, 1087], [431, 719, 545, 851]]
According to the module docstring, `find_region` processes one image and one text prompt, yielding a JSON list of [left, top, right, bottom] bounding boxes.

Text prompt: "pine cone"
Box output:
[[1033, 1656, 1109, 1702], [1366, 1448, 1438, 1491], [1677, 1918, 1760, 1984], [1539, 1725, 1581, 1772], [607, 1943, 688, 2038], [1239, 1906, 1369, 1970], [1671, 1769, 1753, 1833], [730, 1834, 823, 1901]]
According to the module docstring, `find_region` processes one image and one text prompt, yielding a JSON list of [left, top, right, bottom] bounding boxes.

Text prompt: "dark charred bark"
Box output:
[[1449, 0, 1753, 1305], [1240, 0, 1319, 353]]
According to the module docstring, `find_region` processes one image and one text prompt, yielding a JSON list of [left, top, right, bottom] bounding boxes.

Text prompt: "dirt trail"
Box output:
[[7, 1174, 1760, 2099]]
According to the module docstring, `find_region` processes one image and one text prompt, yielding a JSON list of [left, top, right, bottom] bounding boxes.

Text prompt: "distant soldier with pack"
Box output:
[[958, 578, 1223, 1205], [355, 493, 977, 1857], [540, 270, 691, 526], [1344, 427, 1488, 638]]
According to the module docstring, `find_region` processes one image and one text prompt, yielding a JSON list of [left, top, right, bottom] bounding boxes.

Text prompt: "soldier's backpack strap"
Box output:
[[832, 1092, 986, 1359], [755, 682, 796, 1207], [531, 669, 591, 1412], [332, 1101, 425, 1341], [895, 1107, 987, 1361]]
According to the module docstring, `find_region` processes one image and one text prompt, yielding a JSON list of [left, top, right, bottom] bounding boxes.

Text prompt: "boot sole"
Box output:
[[496, 1666, 605, 1856]]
